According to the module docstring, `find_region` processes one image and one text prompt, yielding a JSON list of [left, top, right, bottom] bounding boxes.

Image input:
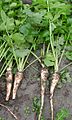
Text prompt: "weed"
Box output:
[[55, 108, 69, 120], [24, 106, 31, 116], [0, 117, 4, 120]]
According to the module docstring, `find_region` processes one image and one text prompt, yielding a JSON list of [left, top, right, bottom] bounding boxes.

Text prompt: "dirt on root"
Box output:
[[0, 57, 72, 120]]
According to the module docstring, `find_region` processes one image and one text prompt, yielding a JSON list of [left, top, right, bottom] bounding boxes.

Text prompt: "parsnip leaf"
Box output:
[[15, 49, 30, 58], [43, 53, 55, 67], [1, 10, 7, 22], [65, 52, 72, 60]]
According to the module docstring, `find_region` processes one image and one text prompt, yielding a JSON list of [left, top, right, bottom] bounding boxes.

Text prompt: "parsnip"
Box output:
[[6, 67, 13, 101], [50, 72, 60, 99], [12, 71, 23, 99], [38, 68, 48, 120], [50, 72, 60, 120]]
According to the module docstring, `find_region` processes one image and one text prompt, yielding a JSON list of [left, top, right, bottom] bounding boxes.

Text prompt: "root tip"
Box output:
[[12, 95, 16, 100], [5, 96, 10, 101]]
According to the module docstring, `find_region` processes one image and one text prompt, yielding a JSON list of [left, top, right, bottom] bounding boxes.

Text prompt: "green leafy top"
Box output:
[[0, 0, 72, 72]]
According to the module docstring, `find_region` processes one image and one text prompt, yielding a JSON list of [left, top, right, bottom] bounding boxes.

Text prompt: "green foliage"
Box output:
[[24, 106, 31, 116], [32, 96, 40, 113], [65, 52, 72, 60], [32, 98, 70, 120], [0, 0, 71, 48], [0, 117, 4, 120], [61, 69, 72, 83], [12, 33, 25, 47], [32, 96, 45, 120], [0, 0, 71, 75], [0, 10, 15, 31], [55, 108, 69, 120], [15, 48, 30, 58], [0, 0, 72, 119], [43, 53, 55, 67], [57, 69, 72, 88]]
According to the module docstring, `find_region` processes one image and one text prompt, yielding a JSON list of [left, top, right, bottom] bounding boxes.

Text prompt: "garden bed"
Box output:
[[0, 57, 72, 120], [0, 0, 72, 120]]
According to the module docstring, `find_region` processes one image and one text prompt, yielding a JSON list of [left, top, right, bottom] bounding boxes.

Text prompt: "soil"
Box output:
[[0, 56, 72, 120]]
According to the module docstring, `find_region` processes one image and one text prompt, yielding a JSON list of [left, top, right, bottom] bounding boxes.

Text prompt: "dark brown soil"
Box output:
[[0, 57, 72, 120]]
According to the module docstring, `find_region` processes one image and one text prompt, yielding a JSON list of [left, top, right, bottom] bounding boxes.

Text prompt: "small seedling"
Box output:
[[32, 96, 45, 120], [24, 106, 31, 116], [0, 117, 4, 120], [55, 108, 69, 120]]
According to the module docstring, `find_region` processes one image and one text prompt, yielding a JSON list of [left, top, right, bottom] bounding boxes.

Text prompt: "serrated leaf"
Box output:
[[53, 13, 60, 21], [15, 20, 21, 26], [58, 35, 65, 45], [0, 22, 6, 31], [6, 18, 15, 30], [1, 10, 7, 22], [44, 59, 54, 67], [50, 2, 66, 9], [25, 10, 43, 24], [10, 2, 17, 8], [19, 24, 31, 36], [65, 72, 72, 82], [12, 33, 25, 47], [67, 18, 72, 24], [45, 53, 55, 61], [46, 12, 53, 20], [43, 53, 55, 67], [51, 23, 56, 31], [26, 35, 33, 43], [32, 13, 43, 24], [42, 30, 49, 38], [15, 49, 30, 58], [65, 51, 72, 60]]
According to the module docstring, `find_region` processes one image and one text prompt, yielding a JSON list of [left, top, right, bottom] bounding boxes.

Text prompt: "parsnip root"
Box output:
[[50, 72, 60, 120], [50, 73, 60, 99], [50, 97, 53, 120], [38, 68, 48, 120], [0, 103, 18, 120], [12, 71, 23, 99], [6, 68, 13, 101]]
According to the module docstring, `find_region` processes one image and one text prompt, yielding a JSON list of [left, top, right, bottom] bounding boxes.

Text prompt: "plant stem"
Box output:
[[31, 51, 45, 68], [0, 54, 13, 77], [24, 56, 41, 71], [42, 43, 45, 56], [46, 43, 50, 54], [0, 47, 10, 62], [47, 0, 49, 12], [22, 48, 32, 70], [0, 103, 18, 120], [60, 62, 72, 72], [58, 41, 67, 66], [55, 50, 58, 72], [49, 22, 56, 60], [47, 0, 58, 72], [47, 1, 55, 59], [0, 41, 6, 52], [0, 43, 8, 59]]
